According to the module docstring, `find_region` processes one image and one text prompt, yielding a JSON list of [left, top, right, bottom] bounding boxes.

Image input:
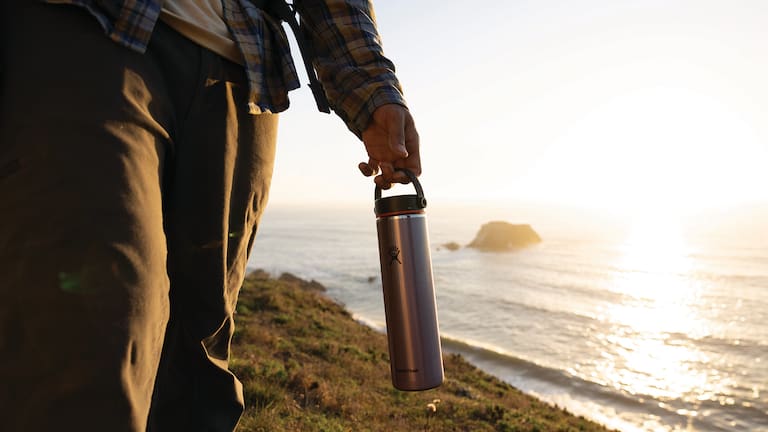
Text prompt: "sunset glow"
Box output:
[[270, 1, 768, 221]]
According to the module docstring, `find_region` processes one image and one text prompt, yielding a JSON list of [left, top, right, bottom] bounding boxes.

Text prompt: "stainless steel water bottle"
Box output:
[[375, 169, 444, 391]]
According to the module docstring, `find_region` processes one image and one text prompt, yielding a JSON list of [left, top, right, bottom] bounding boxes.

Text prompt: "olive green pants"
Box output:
[[0, 3, 277, 431]]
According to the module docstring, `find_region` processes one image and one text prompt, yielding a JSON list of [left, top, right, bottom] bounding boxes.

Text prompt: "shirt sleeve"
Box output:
[[294, 0, 407, 138]]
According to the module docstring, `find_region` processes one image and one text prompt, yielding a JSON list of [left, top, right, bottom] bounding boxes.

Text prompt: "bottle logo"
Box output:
[[389, 246, 402, 266]]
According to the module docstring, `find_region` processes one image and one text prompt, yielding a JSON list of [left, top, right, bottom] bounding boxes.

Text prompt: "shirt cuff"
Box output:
[[346, 85, 407, 139]]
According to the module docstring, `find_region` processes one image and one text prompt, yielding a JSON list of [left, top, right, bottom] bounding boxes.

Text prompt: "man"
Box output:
[[0, 0, 420, 430]]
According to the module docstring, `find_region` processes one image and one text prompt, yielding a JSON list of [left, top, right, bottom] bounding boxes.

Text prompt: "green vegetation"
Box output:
[[232, 271, 613, 432]]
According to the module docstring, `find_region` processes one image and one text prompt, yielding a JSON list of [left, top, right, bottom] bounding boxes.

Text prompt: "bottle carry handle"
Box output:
[[374, 169, 425, 202]]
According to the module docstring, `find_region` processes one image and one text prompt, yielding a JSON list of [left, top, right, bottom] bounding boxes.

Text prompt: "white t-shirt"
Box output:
[[160, 1, 244, 64]]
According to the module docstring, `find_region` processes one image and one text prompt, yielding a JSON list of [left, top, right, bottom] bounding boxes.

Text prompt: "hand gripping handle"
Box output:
[[374, 169, 425, 202]]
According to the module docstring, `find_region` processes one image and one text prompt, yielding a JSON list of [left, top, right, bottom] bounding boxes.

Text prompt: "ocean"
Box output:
[[246, 202, 768, 432]]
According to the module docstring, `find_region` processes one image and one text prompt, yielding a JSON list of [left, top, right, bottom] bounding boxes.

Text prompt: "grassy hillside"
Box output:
[[231, 271, 613, 432]]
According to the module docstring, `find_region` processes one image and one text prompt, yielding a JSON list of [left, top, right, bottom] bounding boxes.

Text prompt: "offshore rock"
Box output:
[[467, 221, 541, 251], [441, 242, 462, 251]]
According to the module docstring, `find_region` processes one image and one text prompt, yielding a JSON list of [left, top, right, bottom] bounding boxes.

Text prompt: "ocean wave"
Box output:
[[351, 314, 386, 334], [442, 336, 656, 406], [439, 335, 768, 432], [663, 331, 766, 348], [492, 295, 601, 326], [689, 335, 768, 359], [507, 271, 630, 302]]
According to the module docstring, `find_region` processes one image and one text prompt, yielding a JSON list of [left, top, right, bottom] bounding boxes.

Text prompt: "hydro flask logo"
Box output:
[[389, 246, 402, 266]]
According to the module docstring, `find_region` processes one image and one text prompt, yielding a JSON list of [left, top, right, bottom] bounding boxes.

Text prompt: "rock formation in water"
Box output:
[[440, 242, 461, 251], [467, 221, 541, 251]]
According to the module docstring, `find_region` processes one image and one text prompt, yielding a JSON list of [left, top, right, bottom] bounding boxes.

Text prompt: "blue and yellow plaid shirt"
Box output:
[[45, 0, 406, 137]]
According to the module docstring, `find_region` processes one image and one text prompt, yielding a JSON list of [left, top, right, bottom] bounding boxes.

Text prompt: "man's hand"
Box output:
[[359, 104, 421, 189]]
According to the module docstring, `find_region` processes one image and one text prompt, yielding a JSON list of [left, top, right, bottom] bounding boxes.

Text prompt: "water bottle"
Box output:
[[374, 169, 444, 391]]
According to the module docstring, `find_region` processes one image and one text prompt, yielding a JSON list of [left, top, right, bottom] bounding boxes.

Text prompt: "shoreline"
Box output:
[[231, 270, 615, 431], [353, 304, 653, 432]]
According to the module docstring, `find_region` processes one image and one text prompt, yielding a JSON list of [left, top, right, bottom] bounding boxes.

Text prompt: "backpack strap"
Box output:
[[263, 0, 331, 113]]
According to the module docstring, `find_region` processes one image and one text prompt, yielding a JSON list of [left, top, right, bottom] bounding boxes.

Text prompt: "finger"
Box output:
[[374, 174, 392, 190], [379, 160, 395, 184], [390, 169, 410, 184], [403, 114, 422, 176], [361, 158, 381, 176], [390, 134, 420, 183], [403, 154, 421, 178], [358, 162, 374, 177], [387, 108, 408, 158]]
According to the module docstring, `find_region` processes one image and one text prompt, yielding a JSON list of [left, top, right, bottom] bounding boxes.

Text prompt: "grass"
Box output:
[[231, 270, 614, 432]]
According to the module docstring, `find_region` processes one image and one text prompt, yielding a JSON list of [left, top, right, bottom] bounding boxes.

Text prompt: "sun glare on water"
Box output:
[[593, 214, 724, 422]]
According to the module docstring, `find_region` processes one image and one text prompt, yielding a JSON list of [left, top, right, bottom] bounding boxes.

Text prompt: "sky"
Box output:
[[268, 0, 768, 225]]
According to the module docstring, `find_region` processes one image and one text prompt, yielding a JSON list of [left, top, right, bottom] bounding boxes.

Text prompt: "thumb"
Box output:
[[386, 107, 408, 158]]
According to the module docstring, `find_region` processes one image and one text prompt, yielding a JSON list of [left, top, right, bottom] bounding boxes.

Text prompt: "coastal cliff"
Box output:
[[231, 271, 611, 431]]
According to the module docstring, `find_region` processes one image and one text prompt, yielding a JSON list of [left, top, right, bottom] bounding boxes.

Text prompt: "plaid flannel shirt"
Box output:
[[44, 0, 406, 137]]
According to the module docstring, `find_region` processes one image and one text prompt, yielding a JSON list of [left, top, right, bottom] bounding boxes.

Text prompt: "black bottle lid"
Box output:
[[374, 169, 427, 216], [375, 194, 427, 216]]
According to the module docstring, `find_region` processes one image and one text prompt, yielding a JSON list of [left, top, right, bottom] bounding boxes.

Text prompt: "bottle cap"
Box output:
[[374, 169, 427, 216]]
